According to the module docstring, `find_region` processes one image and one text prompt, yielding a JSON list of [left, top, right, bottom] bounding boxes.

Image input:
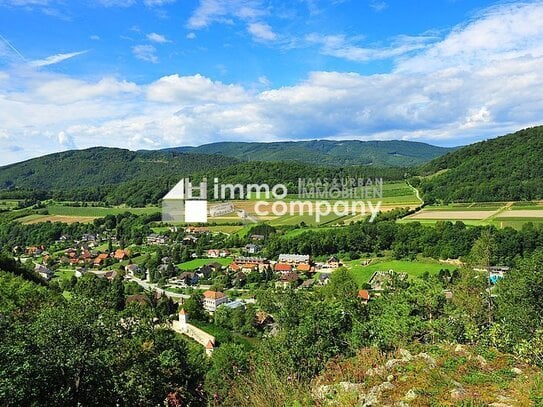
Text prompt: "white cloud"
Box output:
[[33, 77, 140, 104], [3, 2, 543, 165], [186, 32, 197, 40], [30, 50, 87, 67], [307, 33, 435, 62], [57, 130, 76, 148], [187, 0, 267, 29], [95, 0, 135, 7], [369, 0, 387, 12], [143, 0, 176, 6], [146, 32, 170, 43], [0, 0, 50, 5], [90, 35, 100, 41], [146, 74, 249, 104], [247, 22, 276, 41], [132, 44, 158, 63]]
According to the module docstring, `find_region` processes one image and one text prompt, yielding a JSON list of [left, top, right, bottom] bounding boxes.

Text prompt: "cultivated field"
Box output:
[[408, 210, 497, 220], [401, 200, 543, 229], [20, 215, 97, 224]]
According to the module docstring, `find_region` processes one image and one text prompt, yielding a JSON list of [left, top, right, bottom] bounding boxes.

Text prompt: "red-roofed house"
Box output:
[[358, 289, 370, 304], [114, 249, 128, 260], [296, 263, 312, 273], [274, 263, 292, 274], [94, 253, 109, 267]]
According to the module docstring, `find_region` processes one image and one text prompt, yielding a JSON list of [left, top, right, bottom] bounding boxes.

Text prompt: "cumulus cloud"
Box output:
[[146, 74, 249, 104], [132, 44, 158, 63], [2, 2, 543, 165], [186, 32, 196, 40], [57, 130, 76, 148], [247, 22, 276, 41], [146, 32, 170, 43], [30, 50, 88, 67], [187, 0, 267, 29]]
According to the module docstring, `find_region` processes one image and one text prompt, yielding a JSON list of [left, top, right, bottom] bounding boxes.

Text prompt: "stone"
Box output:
[[339, 382, 364, 393], [404, 388, 418, 401], [417, 352, 436, 368], [312, 384, 332, 399], [385, 359, 400, 369], [399, 348, 413, 361], [450, 387, 466, 400], [511, 367, 522, 375], [476, 355, 487, 367]]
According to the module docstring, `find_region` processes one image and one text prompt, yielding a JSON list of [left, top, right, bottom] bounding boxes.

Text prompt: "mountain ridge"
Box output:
[[160, 139, 456, 167], [416, 125, 543, 202]]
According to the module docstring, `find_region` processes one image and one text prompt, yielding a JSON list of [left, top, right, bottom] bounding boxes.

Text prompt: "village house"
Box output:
[[183, 234, 198, 244], [296, 263, 312, 273], [185, 226, 210, 234], [327, 256, 341, 269], [250, 234, 265, 241], [275, 272, 300, 289], [234, 256, 268, 265], [114, 249, 130, 261], [358, 289, 370, 304], [207, 249, 220, 258], [125, 263, 142, 277], [94, 253, 109, 267], [241, 263, 259, 274], [244, 243, 261, 254], [25, 245, 45, 257], [176, 272, 198, 286], [274, 263, 292, 274], [319, 273, 330, 285], [202, 290, 229, 312], [146, 234, 168, 245], [228, 262, 241, 273], [196, 265, 213, 279], [35, 264, 54, 280], [278, 254, 311, 265]]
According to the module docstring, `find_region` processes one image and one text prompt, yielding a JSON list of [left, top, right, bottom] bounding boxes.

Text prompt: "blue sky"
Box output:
[[1, 0, 543, 165]]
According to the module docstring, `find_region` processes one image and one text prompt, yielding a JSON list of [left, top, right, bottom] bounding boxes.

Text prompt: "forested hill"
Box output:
[[0, 147, 239, 190], [417, 126, 543, 202], [168, 140, 454, 167]]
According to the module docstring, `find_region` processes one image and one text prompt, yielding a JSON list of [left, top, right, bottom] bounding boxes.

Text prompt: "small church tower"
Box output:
[[179, 308, 188, 332]]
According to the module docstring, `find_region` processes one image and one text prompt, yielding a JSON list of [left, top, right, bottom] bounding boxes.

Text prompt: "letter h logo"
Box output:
[[162, 178, 208, 223]]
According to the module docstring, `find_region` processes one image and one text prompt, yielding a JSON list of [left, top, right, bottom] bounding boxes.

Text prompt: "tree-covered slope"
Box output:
[[170, 140, 454, 167], [0, 147, 239, 190], [417, 126, 543, 202]]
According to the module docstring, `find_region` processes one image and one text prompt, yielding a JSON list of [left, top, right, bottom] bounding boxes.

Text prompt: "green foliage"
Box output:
[[495, 251, 543, 346], [177, 139, 452, 167], [419, 125, 543, 202], [205, 343, 249, 401], [182, 292, 207, 322]]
